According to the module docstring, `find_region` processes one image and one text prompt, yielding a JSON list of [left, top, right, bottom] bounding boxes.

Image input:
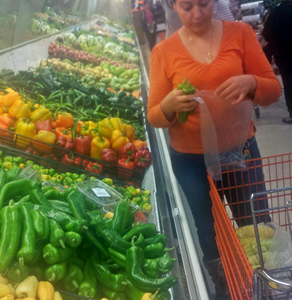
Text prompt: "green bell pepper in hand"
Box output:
[[177, 78, 196, 124]]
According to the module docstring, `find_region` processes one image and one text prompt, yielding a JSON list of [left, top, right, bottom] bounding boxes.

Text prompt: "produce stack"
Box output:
[[0, 175, 177, 300]]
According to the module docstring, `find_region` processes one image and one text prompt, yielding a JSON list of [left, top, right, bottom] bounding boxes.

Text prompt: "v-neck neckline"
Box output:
[[175, 20, 226, 67]]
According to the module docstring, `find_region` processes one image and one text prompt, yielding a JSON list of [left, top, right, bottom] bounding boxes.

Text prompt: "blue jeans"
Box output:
[[170, 136, 270, 261]]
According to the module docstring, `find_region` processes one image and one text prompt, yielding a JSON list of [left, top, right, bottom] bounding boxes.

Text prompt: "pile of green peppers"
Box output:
[[0, 174, 177, 299]]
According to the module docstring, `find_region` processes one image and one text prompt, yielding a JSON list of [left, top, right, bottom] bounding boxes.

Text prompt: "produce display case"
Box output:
[[0, 0, 210, 299]]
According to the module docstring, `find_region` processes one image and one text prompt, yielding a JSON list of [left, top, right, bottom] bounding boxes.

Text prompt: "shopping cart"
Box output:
[[208, 153, 292, 300]]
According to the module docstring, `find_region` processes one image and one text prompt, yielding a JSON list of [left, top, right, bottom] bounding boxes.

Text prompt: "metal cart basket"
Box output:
[[208, 153, 292, 300]]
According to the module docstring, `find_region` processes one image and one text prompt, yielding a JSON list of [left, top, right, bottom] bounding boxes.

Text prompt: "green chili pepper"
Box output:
[[64, 231, 82, 248], [108, 247, 126, 269], [134, 233, 145, 248], [29, 188, 52, 207], [124, 278, 145, 300], [62, 263, 84, 292], [43, 243, 75, 265], [29, 209, 50, 242], [157, 253, 177, 273], [177, 78, 196, 124], [78, 259, 97, 298], [49, 219, 66, 249], [144, 243, 174, 259], [17, 205, 36, 266], [142, 258, 160, 279], [44, 262, 67, 283], [144, 234, 168, 248], [48, 200, 73, 216], [112, 200, 132, 236], [91, 254, 127, 293], [44, 189, 65, 201], [6, 260, 29, 282], [125, 240, 178, 292], [123, 223, 157, 241]]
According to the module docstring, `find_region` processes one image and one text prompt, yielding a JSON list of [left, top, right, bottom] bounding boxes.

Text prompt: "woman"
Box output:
[[141, 0, 157, 50], [147, 0, 282, 298], [154, 1, 167, 42]]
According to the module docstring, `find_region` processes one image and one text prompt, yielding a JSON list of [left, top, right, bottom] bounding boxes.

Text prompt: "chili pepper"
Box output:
[[118, 142, 136, 160], [6, 166, 21, 182], [17, 205, 36, 266], [44, 262, 67, 283], [78, 259, 97, 298], [8, 99, 31, 119], [0, 115, 12, 136], [110, 130, 128, 152], [66, 190, 109, 259], [144, 243, 174, 259], [142, 258, 160, 278], [43, 243, 75, 265], [117, 158, 135, 180], [48, 200, 73, 215], [52, 112, 74, 128], [126, 240, 178, 292], [123, 223, 157, 241], [100, 148, 117, 163], [177, 78, 196, 123], [32, 130, 56, 153], [29, 188, 51, 207], [123, 124, 135, 142], [64, 231, 82, 248], [89, 212, 132, 253], [15, 276, 38, 298], [108, 247, 126, 269], [37, 281, 55, 300], [90, 136, 110, 159], [31, 106, 52, 123], [35, 120, 52, 132], [112, 200, 132, 236], [62, 263, 84, 292], [85, 161, 103, 174], [124, 277, 146, 300], [29, 209, 49, 241], [44, 189, 64, 201], [49, 219, 66, 249], [134, 147, 151, 169], [101, 287, 126, 300], [91, 254, 127, 292], [135, 233, 145, 248], [15, 118, 36, 148], [6, 260, 30, 282], [144, 234, 168, 248], [74, 135, 92, 156], [157, 253, 177, 273]]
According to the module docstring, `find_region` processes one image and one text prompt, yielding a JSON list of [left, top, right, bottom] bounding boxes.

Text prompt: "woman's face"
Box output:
[[173, 0, 214, 34]]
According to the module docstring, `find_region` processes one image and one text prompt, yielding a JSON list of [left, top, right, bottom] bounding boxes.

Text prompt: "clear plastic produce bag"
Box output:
[[193, 90, 253, 180]]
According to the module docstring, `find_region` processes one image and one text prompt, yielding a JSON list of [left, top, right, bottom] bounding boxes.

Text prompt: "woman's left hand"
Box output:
[[215, 75, 257, 105]]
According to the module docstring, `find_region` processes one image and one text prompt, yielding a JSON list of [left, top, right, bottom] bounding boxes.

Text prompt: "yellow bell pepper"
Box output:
[[1, 92, 21, 112], [110, 118, 124, 132], [7, 284, 16, 297], [81, 121, 97, 137], [98, 118, 113, 139], [15, 276, 38, 298], [37, 281, 54, 300], [8, 100, 31, 119], [90, 136, 111, 159], [123, 123, 135, 142], [53, 292, 63, 300], [0, 294, 14, 300], [30, 106, 52, 123], [0, 284, 11, 297], [0, 274, 8, 284], [15, 118, 36, 148], [110, 130, 128, 152], [32, 130, 56, 153]]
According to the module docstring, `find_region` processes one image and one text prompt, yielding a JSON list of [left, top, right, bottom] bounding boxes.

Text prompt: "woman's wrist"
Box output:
[[160, 101, 176, 122], [248, 75, 257, 100]]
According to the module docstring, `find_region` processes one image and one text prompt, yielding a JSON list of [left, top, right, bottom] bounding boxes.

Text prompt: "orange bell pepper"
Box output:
[[110, 130, 128, 152], [132, 140, 147, 149], [0, 115, 12, 136], [90, 136, 110, 159], [55, 127, 72, 139], [8, 100, 31, 119], [32, 130, 56, 153], [1, 92, 21, 112], [0, 107, 3, 115], [30, 106, 52, 123], [76, 121, 84, 135], [123, 123, 136, 142], [15, 118, 36, 148], [52, 112, 74, 128]]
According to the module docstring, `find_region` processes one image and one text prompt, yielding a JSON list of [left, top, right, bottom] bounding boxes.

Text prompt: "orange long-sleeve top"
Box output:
[[147, 21, 282, 154]]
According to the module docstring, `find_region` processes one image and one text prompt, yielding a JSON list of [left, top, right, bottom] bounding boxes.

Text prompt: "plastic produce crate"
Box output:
[[0, 128, 145, 187], [208, 153, 292, 300]]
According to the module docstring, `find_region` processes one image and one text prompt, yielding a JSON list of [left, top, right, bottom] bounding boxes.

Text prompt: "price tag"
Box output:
[[92, 188, 111, 198]]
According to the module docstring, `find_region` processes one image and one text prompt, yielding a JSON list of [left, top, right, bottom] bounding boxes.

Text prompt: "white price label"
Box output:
[[92, 188, 111, 198]]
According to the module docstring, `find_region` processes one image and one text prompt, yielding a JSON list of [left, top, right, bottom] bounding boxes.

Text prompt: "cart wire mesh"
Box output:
[[208, 153, 292, 300]]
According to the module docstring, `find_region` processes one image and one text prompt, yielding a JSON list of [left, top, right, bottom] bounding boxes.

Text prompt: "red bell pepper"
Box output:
[[60, 153, 76, 166], [118, 142, 136, 160], [35, 120, 52, 133], [100, 148, 117, 164], [134, 147, 151, 169], [117, 158, 135, 180], [56, 136, 74, 155], [86, 162, 103, 175], [74, 135, 92, 156]]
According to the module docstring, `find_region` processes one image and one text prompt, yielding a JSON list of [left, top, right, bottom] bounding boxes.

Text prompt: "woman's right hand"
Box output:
[[160, 88, 197, 122]]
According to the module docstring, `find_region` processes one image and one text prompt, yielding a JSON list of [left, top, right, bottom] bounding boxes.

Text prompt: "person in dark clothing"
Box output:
[[154, 1, 166, 42], [262, 0, 292, 123], [141, 0, 157, 50]]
